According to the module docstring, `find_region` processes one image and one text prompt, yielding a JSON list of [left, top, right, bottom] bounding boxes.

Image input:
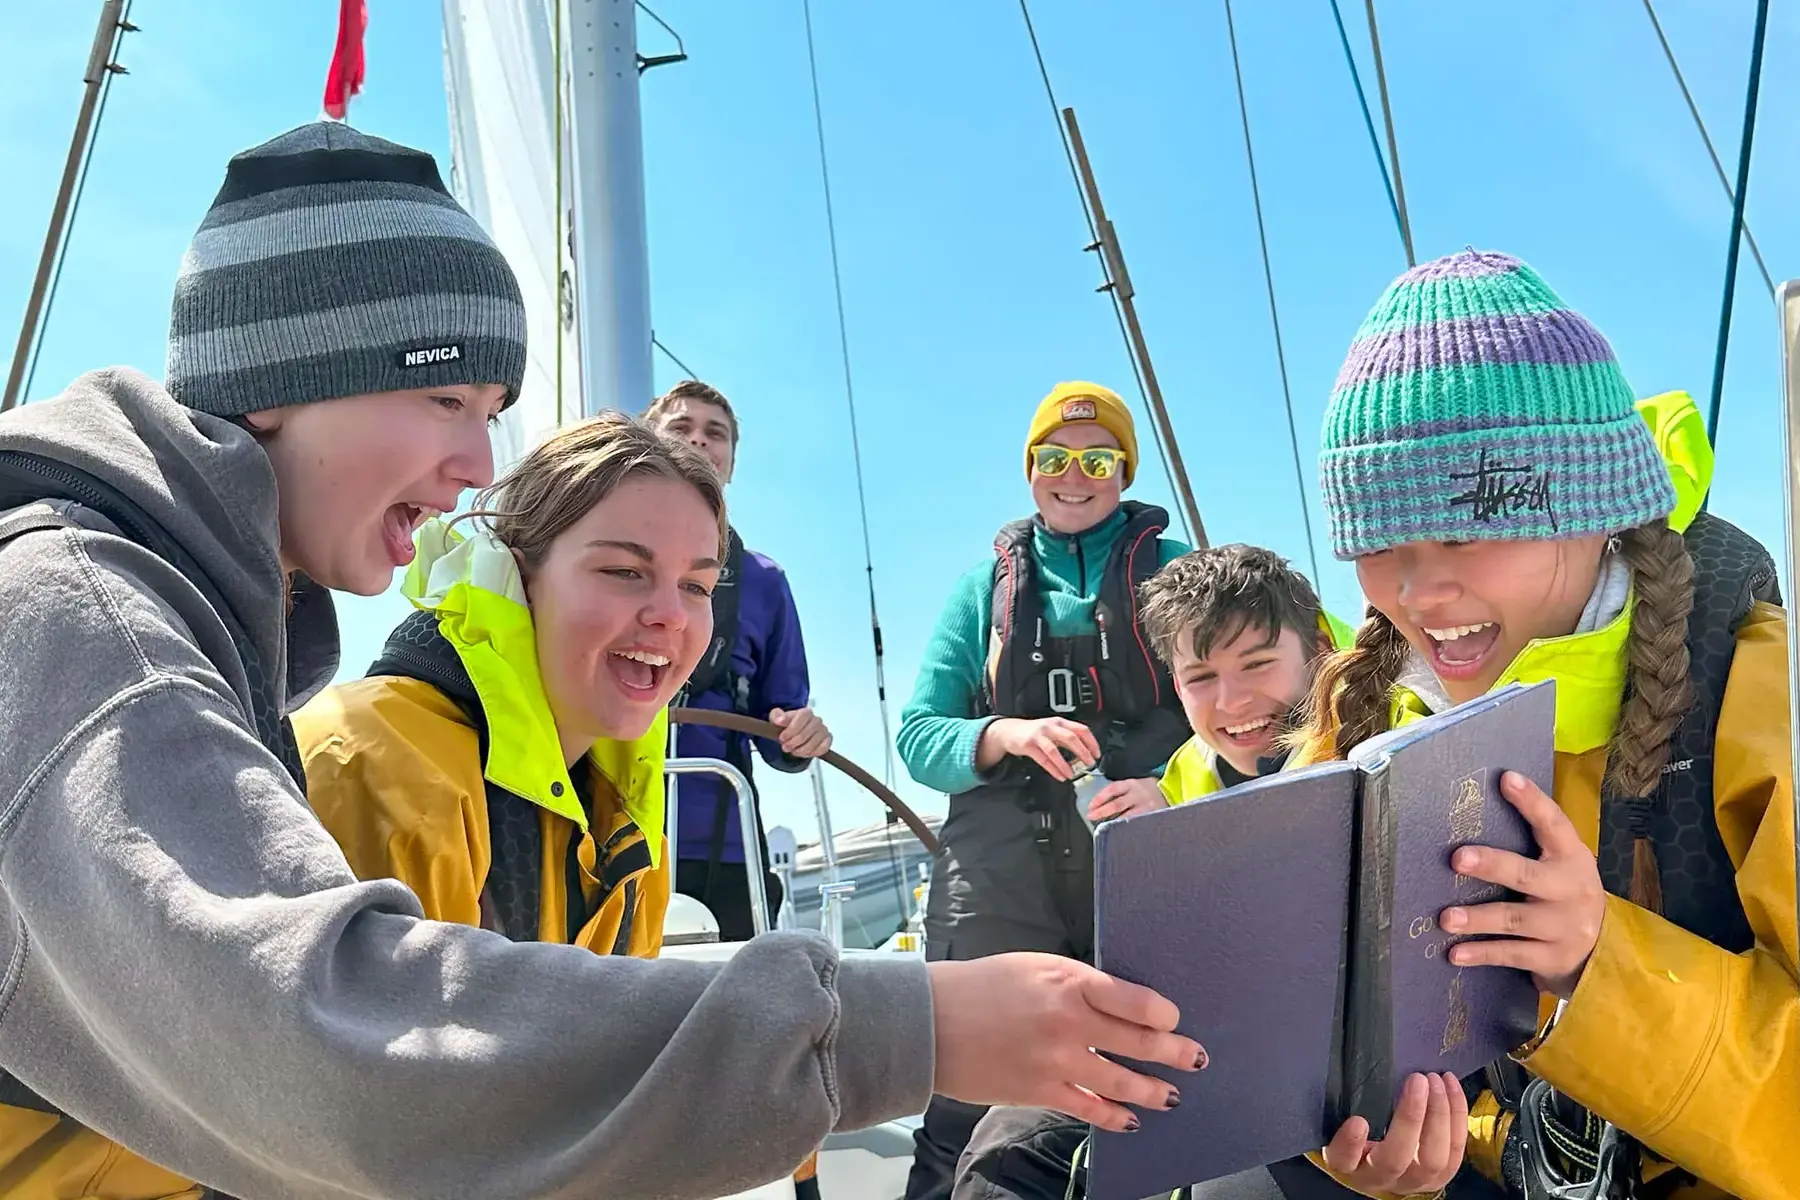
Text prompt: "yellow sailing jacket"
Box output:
[[295, 519, 671, 957], [1300, 392, 1798, 1198], [1304, 596, 1798, 1200]]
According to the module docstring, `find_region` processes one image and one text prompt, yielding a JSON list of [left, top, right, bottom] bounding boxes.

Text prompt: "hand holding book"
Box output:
[[1085, 680, 1555, 1199], [1319, 1071, 1468, 1195], [1440, 770, 1606, 999], [927, 953, 1208, 1133]]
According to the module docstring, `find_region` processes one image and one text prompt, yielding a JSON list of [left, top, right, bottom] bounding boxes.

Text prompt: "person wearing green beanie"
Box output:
[[1297, 250, 1798, 1199]]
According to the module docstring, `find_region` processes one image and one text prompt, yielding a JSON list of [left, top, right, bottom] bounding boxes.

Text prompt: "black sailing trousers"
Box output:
[[905, 782, 1095, 1200]]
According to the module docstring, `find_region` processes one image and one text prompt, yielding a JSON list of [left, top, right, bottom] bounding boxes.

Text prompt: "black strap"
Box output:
[[701, 728, 762, 908], [684, 527, 745, 699]]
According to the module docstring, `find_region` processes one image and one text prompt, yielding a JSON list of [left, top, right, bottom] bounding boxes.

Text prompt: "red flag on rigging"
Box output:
[[322, 0, 368, 120]]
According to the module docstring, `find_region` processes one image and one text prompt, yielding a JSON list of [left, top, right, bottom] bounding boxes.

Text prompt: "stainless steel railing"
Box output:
[[664, 756, 771, 936]]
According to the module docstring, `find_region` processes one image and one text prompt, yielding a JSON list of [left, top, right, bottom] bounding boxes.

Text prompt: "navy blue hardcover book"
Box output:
[[1086, 680, 1554, 1200]]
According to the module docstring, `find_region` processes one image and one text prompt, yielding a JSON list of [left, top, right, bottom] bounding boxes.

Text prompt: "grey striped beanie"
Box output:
[[167, 121, 526, 417]]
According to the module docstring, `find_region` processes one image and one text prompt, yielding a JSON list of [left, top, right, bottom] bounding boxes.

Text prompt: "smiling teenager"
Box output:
[[293, 412, 722, 966], [951, 543, 1366, 1200], [1296, 251, 1799, 1199], [643, 380, 835, 947], [0, 124, 1207, 1200], [897, 383, 1196, 1200], [1139, 544, 1352, 806]]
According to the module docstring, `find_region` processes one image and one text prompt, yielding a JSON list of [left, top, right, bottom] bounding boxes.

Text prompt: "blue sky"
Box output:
[[6, 0, 1798, 844]]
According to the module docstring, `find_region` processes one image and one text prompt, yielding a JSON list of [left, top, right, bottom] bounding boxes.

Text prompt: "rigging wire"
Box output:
[[1221, 0, 1322, 589], [1017, 0, 1194, 547], [1703, 0, 1769, 457], [20, 0, 133, 405], [1361, 0, 1414, 267], [799, 0, 898, 796], [553, 0, 567, 426], [800, 0, 911, 930], [652, 333, 699, 380], [1640, 0, 1774, 297], [1326, 0, 1407, 263]]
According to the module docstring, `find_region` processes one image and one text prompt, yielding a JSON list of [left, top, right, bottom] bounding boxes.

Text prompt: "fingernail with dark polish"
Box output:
[[1165, 1088, 1181, 1109], [1125, 1117, 1142, 1133], [1194, 1048, 1209, 1070]]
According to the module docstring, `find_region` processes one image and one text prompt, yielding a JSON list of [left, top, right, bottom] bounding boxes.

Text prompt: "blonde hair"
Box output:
[[461, 409, 727, 569], [1294, 521, 1695, 911]]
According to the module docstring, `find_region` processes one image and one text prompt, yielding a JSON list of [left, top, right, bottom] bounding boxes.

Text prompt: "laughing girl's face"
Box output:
[[1355, 535, 1605, 704], [523, 474, 721, 763]]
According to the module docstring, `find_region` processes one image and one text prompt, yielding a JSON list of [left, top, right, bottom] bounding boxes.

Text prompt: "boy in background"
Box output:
[[962, 543, 1355, 1200]]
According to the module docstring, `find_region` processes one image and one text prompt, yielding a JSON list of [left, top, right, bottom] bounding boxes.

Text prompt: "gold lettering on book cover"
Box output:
[[1449, 773, 1483, 891], [1440, 968, 1470, 1055]]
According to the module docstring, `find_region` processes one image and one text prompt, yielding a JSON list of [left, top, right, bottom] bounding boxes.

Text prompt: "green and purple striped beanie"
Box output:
[[1318, 249, 1675, 559]]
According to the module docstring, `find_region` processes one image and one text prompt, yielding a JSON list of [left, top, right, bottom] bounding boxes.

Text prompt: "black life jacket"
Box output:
[[663, 526, 771, 891], [1484, 510, 1782, 1197], [982, 501, 1188, 789], [368, 609, 653, 950], [682, 526, 745, 702], [985, 501, 1172, 724], [0, 454, 313, 1195]]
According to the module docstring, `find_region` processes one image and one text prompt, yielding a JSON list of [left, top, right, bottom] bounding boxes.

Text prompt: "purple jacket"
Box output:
[[672, 538, 813, 863]]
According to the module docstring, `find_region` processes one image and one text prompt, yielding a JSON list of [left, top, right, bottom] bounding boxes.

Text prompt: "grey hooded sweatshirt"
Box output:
[[0, 368, 934, 1199]]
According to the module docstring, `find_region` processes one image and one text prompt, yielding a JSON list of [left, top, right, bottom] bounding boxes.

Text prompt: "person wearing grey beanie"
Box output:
[[0, 120, 1202, 1200]]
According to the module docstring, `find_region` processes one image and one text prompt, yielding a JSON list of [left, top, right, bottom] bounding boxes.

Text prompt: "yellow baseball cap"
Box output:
[[1024, 381, 1140, 487]]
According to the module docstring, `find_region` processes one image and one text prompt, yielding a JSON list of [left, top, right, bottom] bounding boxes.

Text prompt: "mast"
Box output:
[[1062, 107, 1208, 549], [2, 0, 131, 413], [1776, 280, 1800, 958], [565, 0, 653, 414]]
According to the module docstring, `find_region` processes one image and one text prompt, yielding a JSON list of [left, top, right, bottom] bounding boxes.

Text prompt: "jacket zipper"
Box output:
[[0, 452, 153, 545], [379, 639, 468, 697]]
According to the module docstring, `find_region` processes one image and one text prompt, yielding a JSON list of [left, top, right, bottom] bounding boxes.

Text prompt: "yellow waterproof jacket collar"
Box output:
[[402, 519, 666, 861], [1388, 597, 1632, 757]]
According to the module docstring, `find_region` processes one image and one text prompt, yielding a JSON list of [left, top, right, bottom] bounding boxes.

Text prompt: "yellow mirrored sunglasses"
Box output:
[[1030, 444, 1129, 480]]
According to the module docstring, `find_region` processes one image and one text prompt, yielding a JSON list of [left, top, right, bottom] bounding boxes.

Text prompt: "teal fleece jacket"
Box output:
[[898, 507, 1189, 796]]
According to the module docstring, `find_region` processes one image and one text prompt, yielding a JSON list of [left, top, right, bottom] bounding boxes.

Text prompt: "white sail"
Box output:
[[440, 0, 583, 471]]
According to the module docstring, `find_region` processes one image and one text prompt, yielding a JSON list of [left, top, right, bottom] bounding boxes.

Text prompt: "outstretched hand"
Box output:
[[1321, 1072, 1468, 1194], [1439, 771, 1605, 999], [928, 953, 1207, 1133]]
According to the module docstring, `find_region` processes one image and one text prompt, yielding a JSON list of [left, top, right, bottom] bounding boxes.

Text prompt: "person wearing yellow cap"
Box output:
[[895, 382, 1194, 1200]]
